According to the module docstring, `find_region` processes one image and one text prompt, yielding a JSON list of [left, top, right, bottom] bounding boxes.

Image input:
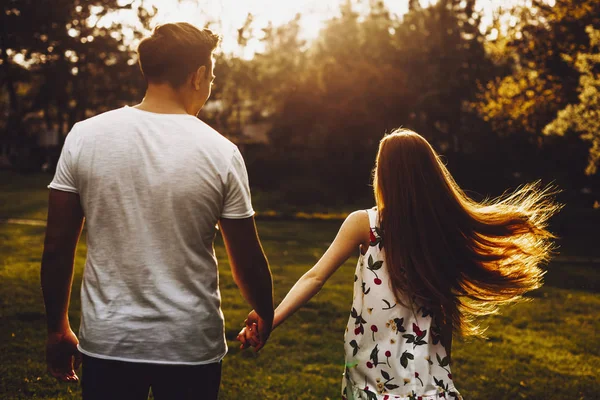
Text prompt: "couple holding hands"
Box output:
[[42, 22, 557, 400]]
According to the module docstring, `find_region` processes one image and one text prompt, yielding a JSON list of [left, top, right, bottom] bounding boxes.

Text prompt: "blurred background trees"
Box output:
[[473, 0, 600, 204], [544, 25, 600, 176], [1, 0, 599, 207], [1, 0, 153, 169]]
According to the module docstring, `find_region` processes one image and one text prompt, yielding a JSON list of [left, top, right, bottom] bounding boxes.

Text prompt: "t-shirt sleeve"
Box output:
[[48, 125, 79, 194], [221, 147, 255, 219]]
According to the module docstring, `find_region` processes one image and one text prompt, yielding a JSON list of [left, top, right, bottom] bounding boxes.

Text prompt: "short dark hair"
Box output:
[[137, 22, 220, 87]]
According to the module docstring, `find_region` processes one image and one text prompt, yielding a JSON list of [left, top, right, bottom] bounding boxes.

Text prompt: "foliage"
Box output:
[[212, 0, 501, 200], [0, 0, 154, 141], [475, 0, 600, 138], [544, 26, 600, 175], [2, 0, 599, 201]]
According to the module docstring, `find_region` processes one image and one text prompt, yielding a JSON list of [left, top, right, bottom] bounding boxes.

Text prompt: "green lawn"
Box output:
[[1, 172, 599, 399], [0, 172, 52, 221]]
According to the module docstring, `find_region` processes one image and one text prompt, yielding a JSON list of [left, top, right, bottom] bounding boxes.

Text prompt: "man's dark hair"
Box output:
[[137, 22, 220, 88]]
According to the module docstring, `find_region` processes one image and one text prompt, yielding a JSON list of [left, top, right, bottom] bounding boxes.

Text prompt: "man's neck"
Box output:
[[134, 84, 193, 115]]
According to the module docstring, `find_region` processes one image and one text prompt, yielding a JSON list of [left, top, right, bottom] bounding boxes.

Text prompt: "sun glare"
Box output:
[[97, 0, 550, 57], [141, 0, 343, 56], [101, 0, 438, 56]]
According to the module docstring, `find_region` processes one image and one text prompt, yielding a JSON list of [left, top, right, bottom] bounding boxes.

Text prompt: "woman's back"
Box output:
[[343, 208, 462, 400]]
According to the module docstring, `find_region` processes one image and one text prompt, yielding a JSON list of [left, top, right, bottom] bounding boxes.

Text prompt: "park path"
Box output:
[[2, 217, 599, 265], [0, 217, 46, 227]]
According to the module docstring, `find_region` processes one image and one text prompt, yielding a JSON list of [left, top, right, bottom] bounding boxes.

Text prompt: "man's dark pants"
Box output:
[[81, 354, 222, 399]]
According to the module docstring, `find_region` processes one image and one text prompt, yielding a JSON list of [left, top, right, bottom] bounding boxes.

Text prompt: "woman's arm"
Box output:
[[238, 210, 370, 348], [272, 210, 369, 328]]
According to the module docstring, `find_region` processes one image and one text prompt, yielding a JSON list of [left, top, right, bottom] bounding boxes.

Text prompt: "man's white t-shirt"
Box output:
[[49, 106, 254, 364]]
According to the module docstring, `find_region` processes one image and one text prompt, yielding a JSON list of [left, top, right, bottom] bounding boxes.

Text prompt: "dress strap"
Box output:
[[366, 207, 378, 229]]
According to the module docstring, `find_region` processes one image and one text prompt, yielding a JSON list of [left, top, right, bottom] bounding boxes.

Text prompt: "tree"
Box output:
[[1, 0, 155, 144], [471, 0, 600, 192], [475, 0, 600, 139], [212, 0, 501, 203], [544, 26, 600, 175], [392, 0, 497, 154]]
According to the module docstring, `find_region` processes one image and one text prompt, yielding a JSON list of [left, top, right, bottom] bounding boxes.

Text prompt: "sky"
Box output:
[[100, 0, 553, 57]]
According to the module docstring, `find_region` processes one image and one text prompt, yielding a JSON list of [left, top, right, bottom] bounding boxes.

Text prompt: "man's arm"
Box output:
[[41, 189, 84, 381], [219, 216, 274, 351], [237, 211, 369, 349]]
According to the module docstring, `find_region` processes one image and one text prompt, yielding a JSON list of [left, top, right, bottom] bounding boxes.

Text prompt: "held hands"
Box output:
[[46, 328, 82, 382], [237, 310, 272, 352]]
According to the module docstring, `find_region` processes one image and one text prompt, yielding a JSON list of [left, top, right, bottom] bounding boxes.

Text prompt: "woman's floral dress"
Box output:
[[342, 208, 463, 400]]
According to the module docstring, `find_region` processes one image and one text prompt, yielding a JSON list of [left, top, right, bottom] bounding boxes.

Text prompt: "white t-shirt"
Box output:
[[49, 106, 254, 364]]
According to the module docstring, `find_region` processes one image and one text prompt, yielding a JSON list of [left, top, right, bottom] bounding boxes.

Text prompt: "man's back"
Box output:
[[50, 106, 254, 363], [41, 24, 273, 399]]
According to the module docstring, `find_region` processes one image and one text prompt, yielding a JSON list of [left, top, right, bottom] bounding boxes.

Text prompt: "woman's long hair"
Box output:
[[374, 129, 560, 338]]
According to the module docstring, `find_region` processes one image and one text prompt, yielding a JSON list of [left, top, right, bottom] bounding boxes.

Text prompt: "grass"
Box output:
[[1, 172, 599, 399], [0, 172, 52, 221]]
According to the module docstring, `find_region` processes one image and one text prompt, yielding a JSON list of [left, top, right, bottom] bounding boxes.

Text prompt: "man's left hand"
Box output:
[[46, 329, 82, 382]]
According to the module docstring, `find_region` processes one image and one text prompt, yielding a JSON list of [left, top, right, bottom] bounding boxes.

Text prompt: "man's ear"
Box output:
[[193, 66, 207, 90]]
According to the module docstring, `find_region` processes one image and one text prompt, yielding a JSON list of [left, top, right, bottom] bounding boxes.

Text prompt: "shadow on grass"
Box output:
[[10, 312, 46, 323]]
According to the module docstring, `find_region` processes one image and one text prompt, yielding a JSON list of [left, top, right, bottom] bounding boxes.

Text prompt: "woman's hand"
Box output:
[[237, 310, 269, 351], [237, 323, 258, 349]]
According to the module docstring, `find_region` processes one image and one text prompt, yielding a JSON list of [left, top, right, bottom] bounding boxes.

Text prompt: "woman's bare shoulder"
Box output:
[[344, 210, 371, 250]]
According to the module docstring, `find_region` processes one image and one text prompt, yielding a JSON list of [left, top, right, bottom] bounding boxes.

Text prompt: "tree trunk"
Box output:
[[0, 6, 21, 136]]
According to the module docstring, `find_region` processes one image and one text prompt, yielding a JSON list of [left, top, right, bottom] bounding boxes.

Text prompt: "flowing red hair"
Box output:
[[373, 129, 559, 340]]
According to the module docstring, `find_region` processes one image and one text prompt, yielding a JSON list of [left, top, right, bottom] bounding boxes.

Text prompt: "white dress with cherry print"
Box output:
[[342, 208, 463, 400]]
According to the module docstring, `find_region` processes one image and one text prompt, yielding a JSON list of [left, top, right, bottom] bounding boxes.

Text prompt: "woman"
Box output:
[[239, 129, 559, 399]]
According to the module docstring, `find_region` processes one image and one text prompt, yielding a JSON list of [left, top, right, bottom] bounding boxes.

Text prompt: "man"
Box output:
[[40, 22, 274, 399]]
